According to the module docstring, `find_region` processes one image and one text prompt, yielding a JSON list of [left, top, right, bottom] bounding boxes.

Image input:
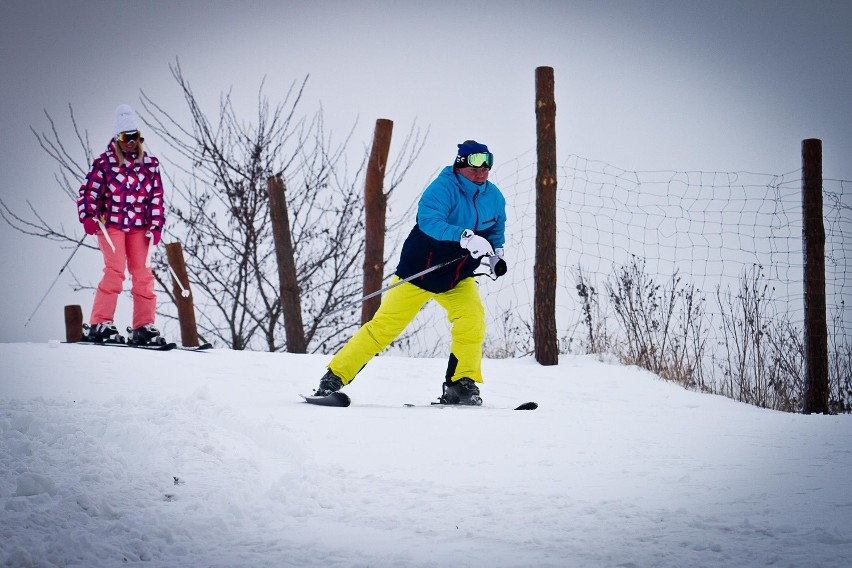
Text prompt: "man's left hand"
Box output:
[[489, 248, 507, 278]]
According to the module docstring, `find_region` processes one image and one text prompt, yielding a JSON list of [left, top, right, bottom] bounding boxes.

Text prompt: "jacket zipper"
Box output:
[[472, 188, 480, 231], [451, 256, 468, 288]]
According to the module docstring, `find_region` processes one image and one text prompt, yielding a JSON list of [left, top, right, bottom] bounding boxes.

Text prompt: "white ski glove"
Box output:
[[488, 248, 507, 277], [460, 229, 494, 259]]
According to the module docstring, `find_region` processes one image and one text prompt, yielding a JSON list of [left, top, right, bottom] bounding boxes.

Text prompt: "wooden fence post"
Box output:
[[165, 242, 201, 348], [534, 66, 559, 365], [802, 138, 829, 414], [267, 175, 307, 353], [64, 304, 83, 342], [362, 119, 394, 324]]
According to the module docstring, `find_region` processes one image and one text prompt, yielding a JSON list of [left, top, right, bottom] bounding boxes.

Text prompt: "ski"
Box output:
[[299, 394, 534, 410], [127, 342, 177, 351], [178, 342, 213, 352], [300, 392, 351, 407], [69, 340, 177, 351], [404, 401, 538, 410]]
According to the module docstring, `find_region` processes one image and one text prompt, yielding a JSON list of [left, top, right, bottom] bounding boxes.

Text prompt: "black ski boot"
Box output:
[[84, 322, 125, 344], [127, 323, 166, 346], [439, 378, 483, 406], [314, 369, 344, 396]]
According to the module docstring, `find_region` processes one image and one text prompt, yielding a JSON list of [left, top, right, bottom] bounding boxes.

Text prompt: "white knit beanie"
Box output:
[[112, 104, 139, 136]]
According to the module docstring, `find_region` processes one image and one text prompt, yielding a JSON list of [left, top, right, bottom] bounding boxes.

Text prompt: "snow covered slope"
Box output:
[[2, 342, 850, 567]]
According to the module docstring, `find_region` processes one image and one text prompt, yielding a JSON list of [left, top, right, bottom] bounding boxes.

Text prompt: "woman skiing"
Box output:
[[77, 104, 167, 345]]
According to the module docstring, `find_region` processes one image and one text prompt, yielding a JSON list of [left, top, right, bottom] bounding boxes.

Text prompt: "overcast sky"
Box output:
[[1, 0, 850, 343]]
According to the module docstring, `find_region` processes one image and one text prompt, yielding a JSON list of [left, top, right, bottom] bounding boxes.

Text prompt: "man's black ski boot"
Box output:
[[314, 369, 344, 396], [84, 322, 125, 344], [127, 323, 167, 346], [439, 378, 483, 406]]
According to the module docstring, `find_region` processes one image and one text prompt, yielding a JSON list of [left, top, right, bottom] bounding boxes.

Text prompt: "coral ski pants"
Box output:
[[328, 276, 486, 384], [90, 227, 156, 329]]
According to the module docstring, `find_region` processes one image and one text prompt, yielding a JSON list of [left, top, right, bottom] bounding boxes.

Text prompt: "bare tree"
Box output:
[[138, 64, 368, 350], [0, 106, 96, 249], [144, 63, 428, 351]]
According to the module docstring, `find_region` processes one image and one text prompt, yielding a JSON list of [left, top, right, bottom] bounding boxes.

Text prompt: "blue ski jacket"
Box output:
[[395, 166, 507, 293]]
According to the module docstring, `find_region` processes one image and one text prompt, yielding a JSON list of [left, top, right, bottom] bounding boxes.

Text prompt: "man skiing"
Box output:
[[312, 140, 507, 405]]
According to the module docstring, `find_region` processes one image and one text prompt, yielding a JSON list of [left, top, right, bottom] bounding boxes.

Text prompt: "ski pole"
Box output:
[[168, 264, 191, 298], [97, 219, 115, 252], [145, 232, 154, 268], [24, 234, 87, 327], [326, 255, 467, 316]]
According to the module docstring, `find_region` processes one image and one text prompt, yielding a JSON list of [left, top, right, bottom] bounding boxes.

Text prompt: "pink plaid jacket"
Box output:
[[77, 143, 165, 232]]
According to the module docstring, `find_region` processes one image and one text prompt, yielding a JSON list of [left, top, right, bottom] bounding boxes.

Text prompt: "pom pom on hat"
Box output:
[[113, 104, 139, 137]]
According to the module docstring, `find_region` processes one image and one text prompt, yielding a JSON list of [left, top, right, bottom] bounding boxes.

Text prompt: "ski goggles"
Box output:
[[455, 152, 493, 169], [115, 131, 141, 143]]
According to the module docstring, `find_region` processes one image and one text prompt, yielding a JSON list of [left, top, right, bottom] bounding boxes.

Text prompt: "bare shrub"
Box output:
[[606, 256, 708, 389], [714, 265, 804, 411], [483, 306, 533, 359], [829, 303, 852, 413], [574, 266, 611, 355]]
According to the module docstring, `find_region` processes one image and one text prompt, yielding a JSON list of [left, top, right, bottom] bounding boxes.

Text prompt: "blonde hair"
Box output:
[[112, 134, 144, 165]]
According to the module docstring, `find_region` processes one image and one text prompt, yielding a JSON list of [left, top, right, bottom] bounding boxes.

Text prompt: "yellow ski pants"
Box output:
[[328, 276, 486, 384]]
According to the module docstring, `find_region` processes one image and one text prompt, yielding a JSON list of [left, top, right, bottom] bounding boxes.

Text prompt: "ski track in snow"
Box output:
[[1, 342, 851, 567]]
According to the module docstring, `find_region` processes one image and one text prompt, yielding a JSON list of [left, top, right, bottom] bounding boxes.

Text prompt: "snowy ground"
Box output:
[[1, 341, 850, 567]]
